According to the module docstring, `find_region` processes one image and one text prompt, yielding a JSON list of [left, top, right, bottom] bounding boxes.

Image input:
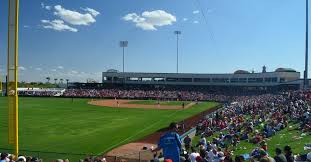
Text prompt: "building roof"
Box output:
[[275, 68, 296, 72], [234, 70, 250, 74]]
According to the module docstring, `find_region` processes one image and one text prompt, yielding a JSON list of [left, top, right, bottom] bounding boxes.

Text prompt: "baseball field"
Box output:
[[0, 97, 219, 161]]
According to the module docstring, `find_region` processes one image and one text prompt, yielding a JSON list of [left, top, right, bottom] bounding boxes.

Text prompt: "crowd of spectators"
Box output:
[[18, 90, 59, 97], [3, 88, 311, 162], [62, 89, 232, 102], [151, 90, 311, 162], [0, 153, 107, 162], [17, 88, 64, 97]]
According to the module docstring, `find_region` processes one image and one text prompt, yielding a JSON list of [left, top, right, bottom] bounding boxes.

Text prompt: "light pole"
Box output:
[[174, 31, 181, 73], [304, 0, 309, 89], [66, 79, 69, 88], [119, 41, 128, 73]]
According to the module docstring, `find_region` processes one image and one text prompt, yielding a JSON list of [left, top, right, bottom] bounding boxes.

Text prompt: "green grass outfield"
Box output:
[[127, 100, 191, 106], [0, 97, 218, 161]]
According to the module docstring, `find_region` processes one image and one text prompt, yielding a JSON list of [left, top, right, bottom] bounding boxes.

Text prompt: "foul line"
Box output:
[[98, 109, 184, 155]]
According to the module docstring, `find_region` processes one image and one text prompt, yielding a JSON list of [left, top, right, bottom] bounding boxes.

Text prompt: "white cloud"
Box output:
[[45, 6, 52, 10], [54, 5, 98, 26], [71, 70, 78, 74], [183, 18, 188, 21], [193, 20, 199, 24], [41, 3, 51, 10], [123, 10, 176, 31], [193, 10, 200, 14], [23, 25, 30, 28], [41, 19, 78, 32], [82, 7, 100, 17], [51, 69, 57, 72], [35, 68, 42, 71], [57, 66, 64, 69], [18, 66, 27, 71]]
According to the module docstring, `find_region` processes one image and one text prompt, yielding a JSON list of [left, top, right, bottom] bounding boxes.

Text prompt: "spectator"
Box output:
[[189, 147, 200, 162], [17, 156, 26, 162], [235, 155, 245, 162], [207, 148, 217, 162], [284, 146, 294, 162], [274, 148, 287, 162], [0, 153, 9, 162], [199, 135, 207, 147], [183, 135, 192, 151], [153, 122, 182, 162], [307, 152, 311, 162]]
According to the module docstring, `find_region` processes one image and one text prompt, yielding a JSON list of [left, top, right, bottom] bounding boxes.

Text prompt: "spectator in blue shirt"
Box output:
[[153, 122, 182, 162]]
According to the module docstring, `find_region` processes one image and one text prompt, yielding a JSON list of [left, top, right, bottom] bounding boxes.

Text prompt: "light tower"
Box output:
[[304, 0, 309, 89], [174, 31, 181, 73], [119, 41, 128, 73]]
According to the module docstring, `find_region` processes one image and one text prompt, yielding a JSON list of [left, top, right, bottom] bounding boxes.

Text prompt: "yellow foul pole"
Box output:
[[7, 0, 19, 157]]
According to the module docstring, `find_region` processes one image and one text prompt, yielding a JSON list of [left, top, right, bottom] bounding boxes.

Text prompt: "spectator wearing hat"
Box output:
[[274, 148, 287, 162], [17, 156, 26, 162]]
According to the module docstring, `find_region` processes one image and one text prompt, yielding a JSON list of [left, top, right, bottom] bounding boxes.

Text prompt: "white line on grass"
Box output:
[[98, 109, 184, 155]]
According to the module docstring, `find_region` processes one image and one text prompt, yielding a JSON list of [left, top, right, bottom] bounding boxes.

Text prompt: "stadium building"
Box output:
[[69, 66, 303, 93]]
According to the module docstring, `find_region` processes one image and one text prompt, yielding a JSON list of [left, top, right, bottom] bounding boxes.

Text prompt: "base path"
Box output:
[[88, 99, 195, 110], [104, 104, 222, 161]]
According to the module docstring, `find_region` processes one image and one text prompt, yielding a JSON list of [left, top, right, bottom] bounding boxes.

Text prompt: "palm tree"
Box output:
[[60, 78, 64, 84], [46, 77, 50, 83], [54, 78, 58, 84]]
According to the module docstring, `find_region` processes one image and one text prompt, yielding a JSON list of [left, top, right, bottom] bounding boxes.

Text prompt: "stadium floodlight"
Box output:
[[174, 31, 181, 73], [304, 0, 309, 89], [119, 41, 128, 73], [66, 79, 69, 88]]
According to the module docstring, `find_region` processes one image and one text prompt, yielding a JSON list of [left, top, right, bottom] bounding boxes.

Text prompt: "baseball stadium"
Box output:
[[0, 1, 311, 162]]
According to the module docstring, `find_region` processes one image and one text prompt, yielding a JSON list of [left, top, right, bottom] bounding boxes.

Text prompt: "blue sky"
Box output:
[[0, 0, 308, 82]]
